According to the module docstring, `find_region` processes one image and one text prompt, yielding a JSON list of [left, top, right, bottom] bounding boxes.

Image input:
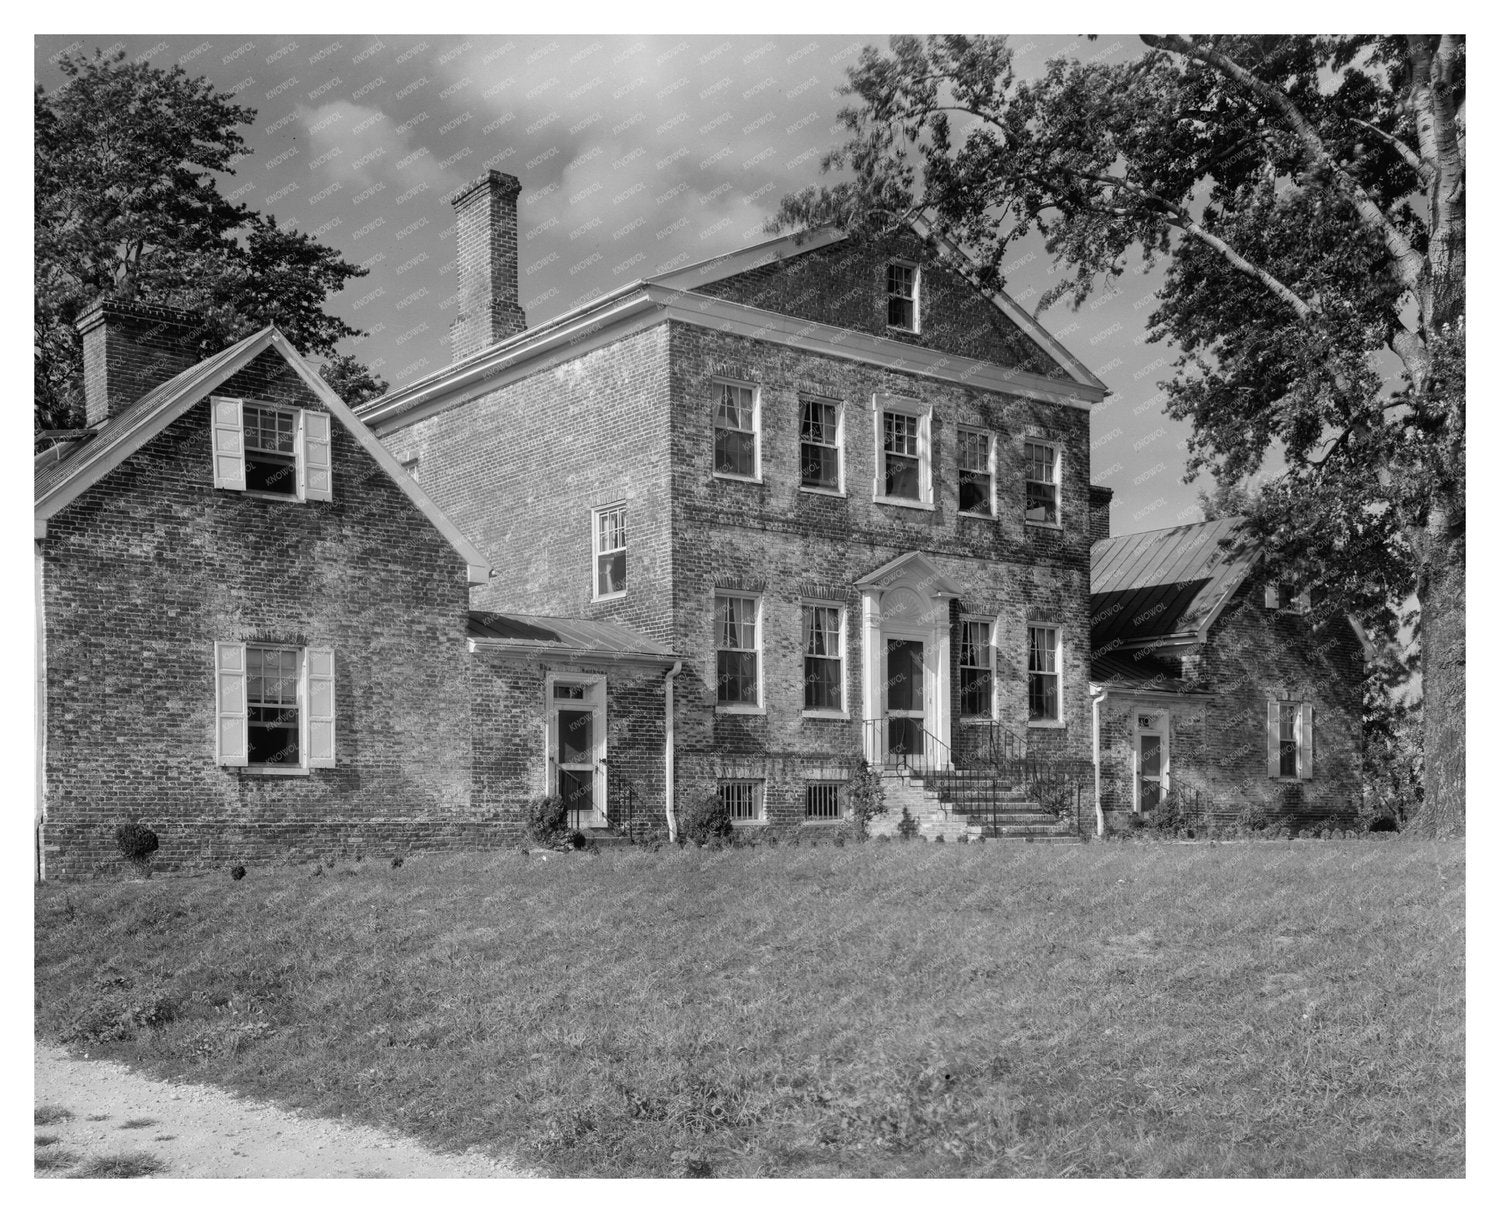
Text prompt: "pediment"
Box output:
[[854, 551, 962, 597]]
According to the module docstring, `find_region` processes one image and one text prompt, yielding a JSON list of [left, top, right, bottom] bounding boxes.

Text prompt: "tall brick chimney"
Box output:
[[449, 168, 526, 361], [1088, 484, 1114, 548], [76, 301, 204, 429]]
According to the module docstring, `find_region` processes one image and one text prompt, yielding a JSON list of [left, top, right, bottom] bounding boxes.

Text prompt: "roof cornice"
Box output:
[[466, 637, 680, 667]]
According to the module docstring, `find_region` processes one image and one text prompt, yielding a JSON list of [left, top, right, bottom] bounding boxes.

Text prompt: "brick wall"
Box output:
[[448, 170, 526, 361], [40, 348, 478, 878], [77, 302, 206, 429]]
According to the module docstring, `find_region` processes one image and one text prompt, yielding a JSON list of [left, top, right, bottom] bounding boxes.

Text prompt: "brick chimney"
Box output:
[[449, 168, 526, 361], [76, 301, 205, 429], [1088, 484, 1113, 548]]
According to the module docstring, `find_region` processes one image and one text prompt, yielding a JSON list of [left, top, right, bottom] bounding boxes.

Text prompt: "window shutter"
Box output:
[[1266, 700, 1279, 778], [1263, 583, 1278, 609], [215, 641, 248, 766], [1298, 702, 1314, 779], [210, 398, 246, 491], [301, 410, 333, 501], [305, 647, 336, 768]]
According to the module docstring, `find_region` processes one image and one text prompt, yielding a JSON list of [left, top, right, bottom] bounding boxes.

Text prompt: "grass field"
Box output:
[[34, 839, 1464, 1177]]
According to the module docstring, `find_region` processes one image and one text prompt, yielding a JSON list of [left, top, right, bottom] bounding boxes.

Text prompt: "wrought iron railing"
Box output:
[[863, 716, 953, 776], [1145, 777, 1216, 837]]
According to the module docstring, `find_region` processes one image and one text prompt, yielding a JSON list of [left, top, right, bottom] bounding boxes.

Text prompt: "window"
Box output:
[[593, 504, 627, 600], [719, 780, 763, 823], [878, 407, 930, 504], [1269, 700, 1314, 780], [886, 262, 918, 332], [959, 619, 994, 718], [1027, 625, 1060, 723], [210, 397, 332, 502], [715, 593, 761, 708], [802, 604, 844, 712], [805, 782, 843, 821], [800, 398, 842, 491], [957, 429, 994, 515], [1265, 582, 1311, 613], [713, 382, 759, 480], [400, 455, 420, 483], [1024, 440, 1060, 525], [214, 642, 335, 771]]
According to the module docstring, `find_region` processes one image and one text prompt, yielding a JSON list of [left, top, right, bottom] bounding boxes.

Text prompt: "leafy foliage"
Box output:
[[677, 791, 734, 847], [523, 796, 569, 847], [114, 822, 159, 862], [35, 51, 380, 430]]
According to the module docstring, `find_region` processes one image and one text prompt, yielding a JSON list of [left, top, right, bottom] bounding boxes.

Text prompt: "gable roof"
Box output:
[[468, 611, 678, 666], [1090, 517, 1258, 650], [34, 325, 493, 586]]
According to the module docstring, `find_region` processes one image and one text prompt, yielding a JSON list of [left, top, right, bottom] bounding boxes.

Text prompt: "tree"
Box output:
[[778, 35, 1464, 836], [35, 50, 385, 430]]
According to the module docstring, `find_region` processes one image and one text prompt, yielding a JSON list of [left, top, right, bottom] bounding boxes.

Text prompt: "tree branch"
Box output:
[[1349, 117, 1430, 186]]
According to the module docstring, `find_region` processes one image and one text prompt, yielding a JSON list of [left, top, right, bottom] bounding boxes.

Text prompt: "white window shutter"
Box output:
[[1263, 583, 1278, 609], [1266, 700, 1280, 778], [305, 647, 336, 768], [1298, 703, 1314, 780], [211, 397, 246, 491], [301, 410, 333, 501], [215, 641, 248, 766]]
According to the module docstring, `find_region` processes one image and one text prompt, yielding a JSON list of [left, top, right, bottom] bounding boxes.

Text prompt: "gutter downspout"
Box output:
[[1091, 687, 1110, 838], [663, 661, 681, 843]]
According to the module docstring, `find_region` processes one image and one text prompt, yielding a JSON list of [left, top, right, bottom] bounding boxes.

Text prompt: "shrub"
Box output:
[[114, 822, 158, 873], [842, 757, 888, 838], [678, 791, 734, 847], [896, 807, 919, 840], [524, 796, 569, 847]]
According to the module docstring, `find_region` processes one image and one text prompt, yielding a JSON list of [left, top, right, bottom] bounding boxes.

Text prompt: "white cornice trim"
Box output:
[[649, 226, 848, 292], [467, 637, 680, 667]]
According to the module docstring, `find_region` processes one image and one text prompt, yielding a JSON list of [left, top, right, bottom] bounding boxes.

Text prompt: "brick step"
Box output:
[[954, 811, 1056, 826], [980, 834, 1082, 844]]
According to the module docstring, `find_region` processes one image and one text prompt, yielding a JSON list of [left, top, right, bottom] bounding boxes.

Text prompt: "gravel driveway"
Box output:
[[34, 1042, 531, 1178]]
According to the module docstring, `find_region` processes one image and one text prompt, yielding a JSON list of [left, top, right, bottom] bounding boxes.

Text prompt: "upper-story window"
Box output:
[[800, 398, 843, 492], [1027, 624, 1061, 724], [210, 396, 332, 502], [1265, 582, 1312, 613], [886, 262, 919, 332], [714, 592, 761, 710], [877, 405, 932, 506], [593, 503, 627, 600], [400, 455, 420, 483], [1024, 440, 1061, 525], [713, 382, 759, 480], [957, 428, 994, 516]]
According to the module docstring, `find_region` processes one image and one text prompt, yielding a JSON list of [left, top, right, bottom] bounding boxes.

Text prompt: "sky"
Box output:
[[36, 32, 1216, 534]]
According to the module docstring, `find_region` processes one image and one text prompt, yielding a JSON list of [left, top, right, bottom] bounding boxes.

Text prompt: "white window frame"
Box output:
[[210, 396, 333, 503], [1024, 439, 1062, 528], [1026, 622, 1064, 727], [803, 781, 845, 823], [711, 379, 761, 483], [592, 502, 628, 602], [958, 616, 996, 720], [798, 395, 846, 497], [215, 642, 335, 775], [956, 427, 996, 518], [400, 455, 420, 483], [886, 260, 920, 334], [714, 591, 764, 713], [872, 396, 934, 510], [1268, 699, 1315, 781], [801, 601, 848, 719], [719, 779, 765, 824]]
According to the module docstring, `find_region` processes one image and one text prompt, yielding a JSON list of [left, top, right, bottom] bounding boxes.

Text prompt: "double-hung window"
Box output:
[[214, 642, 335, 771], [719, 780, 763, 823], [800, 398, 842, 491], [593, 504, 627, 600], [713, 382, 759, 480], [802, 604, 844, 713], [715, 593, 761, 709], [957, 428, 994, 516], [211, 396, 333, 501], [1024, 440, 1060, 525], [886, 262, 919, 332], [1269, 700, 1314, 780], [1027, 625, 1061, 723], [876, 402, 931, 506], [959, 619, 994, 718]]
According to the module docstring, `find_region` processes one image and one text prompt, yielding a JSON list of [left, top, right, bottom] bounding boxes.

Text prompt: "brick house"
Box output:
[[1088, 513, 1373, 834], [359, 169, 1112, 839], [34, 302, 499, 878]]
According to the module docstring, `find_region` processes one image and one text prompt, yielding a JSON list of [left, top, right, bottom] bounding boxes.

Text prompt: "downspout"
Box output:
[[1091, 687, 1110, 838], [663, 661, 681, 843], [35, 539, 46, 882]]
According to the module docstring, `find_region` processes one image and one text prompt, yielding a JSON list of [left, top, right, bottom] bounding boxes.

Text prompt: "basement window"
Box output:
[[719, 780, 763, 823], [804, 782, 843, 821]]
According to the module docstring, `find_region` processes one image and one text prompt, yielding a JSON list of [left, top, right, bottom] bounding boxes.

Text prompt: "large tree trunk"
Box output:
[[1408, 525, 1466, 837]]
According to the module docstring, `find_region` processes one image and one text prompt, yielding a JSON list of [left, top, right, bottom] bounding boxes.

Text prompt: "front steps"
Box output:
[[872, 767, 1081, 843]]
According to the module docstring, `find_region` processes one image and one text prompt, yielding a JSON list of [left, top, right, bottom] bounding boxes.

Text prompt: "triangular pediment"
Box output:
[[855, 551, 962, 597]]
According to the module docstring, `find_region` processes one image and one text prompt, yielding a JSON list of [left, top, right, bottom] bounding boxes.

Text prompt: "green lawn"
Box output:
[[34, 839, 1464, 1177]]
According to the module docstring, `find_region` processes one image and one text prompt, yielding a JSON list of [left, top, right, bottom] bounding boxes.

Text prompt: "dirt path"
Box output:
[[34, 1042, 531, 1178]]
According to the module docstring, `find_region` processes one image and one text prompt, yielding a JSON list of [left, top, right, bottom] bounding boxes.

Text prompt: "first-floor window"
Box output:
[[1270, 700, 1314, 780], [1027, 625, 1060, 722], [959, 619, 994, 717], [248, 646, 301, 765], [805, 782, 843, 820], [214, 641, 335, 770], [593, 504, 627, 599], [719, 780, 763, 822], [715, 593, 760, 707], [802, 604, 844, 711]]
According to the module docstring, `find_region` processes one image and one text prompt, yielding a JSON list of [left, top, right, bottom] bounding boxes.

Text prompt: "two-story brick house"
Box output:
[[359, 169, 1110, 836]]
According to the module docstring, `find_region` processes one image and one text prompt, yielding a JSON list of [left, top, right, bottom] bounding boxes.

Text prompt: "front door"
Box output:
[[883, 637, 926, 764], [551, 679, 606, 828], [1137, 729, 1164, 814]]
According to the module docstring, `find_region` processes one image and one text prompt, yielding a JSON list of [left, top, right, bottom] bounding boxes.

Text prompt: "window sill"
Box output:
[[872, 495, 935, 512], [712, 472, 764, 486], [592, 591, 627, 604], [885, 325, 919, 337], [798, 485, 847, 498], [238, 765, 311, 777], [957, 509, 996, 520], [1272, 776, 1311, 784], [715, 704, 766, 716], [1024, 520, 1064, 531], [801, 818, 847, 827], [959, 714, 996, 723], [801, 709, 849, 721], [1027, 720, 1066, 730], [240, 489, 305, 504]]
